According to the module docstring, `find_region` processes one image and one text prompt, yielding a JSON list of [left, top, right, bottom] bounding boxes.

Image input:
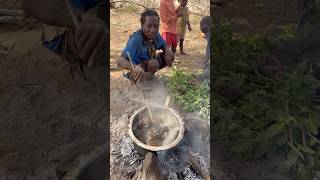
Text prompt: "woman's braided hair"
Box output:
[[140, 8, 160, 25]]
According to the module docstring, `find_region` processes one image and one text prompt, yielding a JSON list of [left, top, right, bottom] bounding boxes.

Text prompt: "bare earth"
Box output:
[[0, 1, 209, 179], [0, 1, 107, 180]]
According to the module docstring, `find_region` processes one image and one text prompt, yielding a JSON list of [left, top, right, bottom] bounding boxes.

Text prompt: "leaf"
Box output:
[[230, 140, 252, 153], [296, 143, 316, 155], [228, 123, 241, 130], [295, 61, 308, 77], [305, 119, 318, 135], [219, 108, 233, 120], [254, 140, 271, 157], [309, 112, 320, 127], [278, 150, 298, 173], [309, 139, 316, 146], [275, 135, 286, 146], [286, 150, 299, 167], [265, 123, 283, 137]]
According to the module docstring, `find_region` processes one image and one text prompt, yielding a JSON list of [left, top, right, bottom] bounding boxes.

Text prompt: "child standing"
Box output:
[[198, 16, 211, 81], [176, 0, 192, 55], [160, 0, 179, 54], [200, 16, 210, 66]]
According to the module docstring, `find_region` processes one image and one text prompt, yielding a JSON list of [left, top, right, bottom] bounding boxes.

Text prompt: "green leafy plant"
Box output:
[[212, 20, 320, 178], [277, 25, 296, 41], [167, 68, 210, 121]]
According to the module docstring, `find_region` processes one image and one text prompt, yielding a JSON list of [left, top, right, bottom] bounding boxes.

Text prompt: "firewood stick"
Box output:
[[62, 145, 106, 180], [127, 52, 154, 123], [0, 9, 25, 16], [0, 16, 20, 23], [164, 95, 170, 107], [64, 0, 79, 26], [176, 172, 184, 180], [139, 152, 166, 180], [187, 152, 210, 180]]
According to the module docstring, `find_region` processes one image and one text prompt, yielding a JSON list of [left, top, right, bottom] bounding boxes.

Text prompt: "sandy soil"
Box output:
[[0, 1, 107, 180]]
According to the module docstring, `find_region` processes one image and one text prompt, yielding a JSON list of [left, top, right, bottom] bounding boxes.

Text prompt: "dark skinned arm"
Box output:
[[21, 0, 84, 27]]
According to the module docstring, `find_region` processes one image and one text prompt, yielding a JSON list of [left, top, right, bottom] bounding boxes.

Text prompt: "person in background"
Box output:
[[200, 16, 211, 67], [198, 16, 211, 81], [176, 0, 192, 55], [160, 0, 181, 54], [117, 9, 174, 83]]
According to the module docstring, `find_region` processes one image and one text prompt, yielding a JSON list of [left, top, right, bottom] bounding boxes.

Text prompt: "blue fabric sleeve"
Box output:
[[122, 37, 141, 65], [43, 34, 65, 54], [71, 0, 98, 10]]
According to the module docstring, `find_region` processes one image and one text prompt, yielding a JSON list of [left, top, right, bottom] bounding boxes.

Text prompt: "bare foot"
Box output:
[[174, 59, 181, 64], [180, 51, 187, 55]]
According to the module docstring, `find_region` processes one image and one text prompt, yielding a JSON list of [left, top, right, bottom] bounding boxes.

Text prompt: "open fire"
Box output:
[[117, 111, 210, 180]]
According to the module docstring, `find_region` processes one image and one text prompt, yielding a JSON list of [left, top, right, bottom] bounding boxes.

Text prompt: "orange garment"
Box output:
[[160, 0, 177, 34]]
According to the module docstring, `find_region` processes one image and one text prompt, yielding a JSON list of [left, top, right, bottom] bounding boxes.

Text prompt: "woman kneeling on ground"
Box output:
[[117, 9, 175, 83]]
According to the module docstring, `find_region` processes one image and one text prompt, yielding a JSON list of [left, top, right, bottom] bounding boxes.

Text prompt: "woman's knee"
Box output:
[[147, 59, 160, 72]]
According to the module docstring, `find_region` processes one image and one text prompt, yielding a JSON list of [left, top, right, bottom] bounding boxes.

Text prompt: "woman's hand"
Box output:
[[164, 47, 174, 67], [74, 15, 108, 67], [129, 65, 144, 83]]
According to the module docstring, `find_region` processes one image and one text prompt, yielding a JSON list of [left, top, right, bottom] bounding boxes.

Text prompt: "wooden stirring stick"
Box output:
[[127, 52, 154, 123]]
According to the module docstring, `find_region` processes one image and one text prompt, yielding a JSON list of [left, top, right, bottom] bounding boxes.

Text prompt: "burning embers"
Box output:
[[157, 138, 210, 180]]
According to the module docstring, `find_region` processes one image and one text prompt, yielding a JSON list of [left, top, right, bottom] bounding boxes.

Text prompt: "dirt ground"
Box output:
[[109, 9, 208, 71], [0, 1, 209, 180], [0, 1, 107, 180]]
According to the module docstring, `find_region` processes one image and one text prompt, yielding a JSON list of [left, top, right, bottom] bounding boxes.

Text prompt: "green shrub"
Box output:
[[212, 20, 320, 178], [167, 68, 210, 121]]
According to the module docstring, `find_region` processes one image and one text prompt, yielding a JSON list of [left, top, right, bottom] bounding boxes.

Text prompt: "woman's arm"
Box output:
[[117, 55, 144, 83], [117, 55, 133, 70], [22, 0, 82, 27]]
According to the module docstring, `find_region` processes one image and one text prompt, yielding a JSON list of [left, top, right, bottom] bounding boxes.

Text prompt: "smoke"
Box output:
[[132, 107, 180, 146], [127, 79, 170, 107], [157, 113, 210, 177], [128, 77, 210, 177], [157, 138, 190, 175]]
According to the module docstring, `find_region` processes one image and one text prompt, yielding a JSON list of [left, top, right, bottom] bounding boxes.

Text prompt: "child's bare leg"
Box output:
[[179, 39, 186, 55], [171, 46, 176, 54]]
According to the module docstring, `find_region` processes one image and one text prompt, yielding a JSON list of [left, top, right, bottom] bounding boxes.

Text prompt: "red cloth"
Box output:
[[162, 32, 177, 47]]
